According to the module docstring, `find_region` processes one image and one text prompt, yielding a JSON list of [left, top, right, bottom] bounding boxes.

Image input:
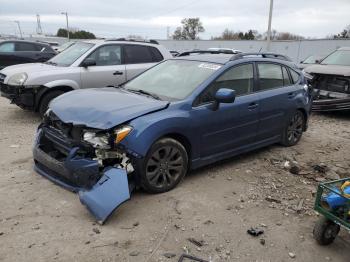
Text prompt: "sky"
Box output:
[[0, 0, 349, 39]]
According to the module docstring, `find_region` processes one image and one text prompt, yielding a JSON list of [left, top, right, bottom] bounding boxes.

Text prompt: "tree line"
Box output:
[[56, 28, 96, 39], [172, 18, 350, 40]]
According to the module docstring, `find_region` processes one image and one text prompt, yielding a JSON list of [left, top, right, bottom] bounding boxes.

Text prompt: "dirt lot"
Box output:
[[0, 97, 350, 262]]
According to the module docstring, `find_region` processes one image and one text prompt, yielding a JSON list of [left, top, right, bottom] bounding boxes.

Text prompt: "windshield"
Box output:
[[49, 42, 94, 66], [321, 50, 350, 66], [124, 60, 222, 100]]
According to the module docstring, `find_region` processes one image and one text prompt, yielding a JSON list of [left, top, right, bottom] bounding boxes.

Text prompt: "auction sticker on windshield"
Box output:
[[198, 63, 222, 70]]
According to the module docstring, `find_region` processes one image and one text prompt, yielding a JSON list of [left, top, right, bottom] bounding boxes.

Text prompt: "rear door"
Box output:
[[80, 44, 126, 89], [0, 42, 16, 69], [255, 62, 298, 141], [123, 44, 163, 81]]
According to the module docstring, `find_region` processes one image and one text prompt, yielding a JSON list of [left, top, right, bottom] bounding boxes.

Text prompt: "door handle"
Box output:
[[113, 71, 123, 75], [248, 102, 259, 110]]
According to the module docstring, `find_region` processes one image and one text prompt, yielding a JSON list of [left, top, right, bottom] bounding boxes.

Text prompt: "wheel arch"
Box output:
[[35, 85, 74, 111], [296, 107, 308, 131], [159, 132, 192, 161]]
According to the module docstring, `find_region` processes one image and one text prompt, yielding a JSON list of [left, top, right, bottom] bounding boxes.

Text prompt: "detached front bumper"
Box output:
[[312, 89, 350, 111], [33, 127, 132, 224], [0, 83, 36, 109]]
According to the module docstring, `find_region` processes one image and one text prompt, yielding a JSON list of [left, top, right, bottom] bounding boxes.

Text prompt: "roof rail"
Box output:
[[178, 50, 238, 56], [230, 52, 293, 62], [105, 38, 159, 45]]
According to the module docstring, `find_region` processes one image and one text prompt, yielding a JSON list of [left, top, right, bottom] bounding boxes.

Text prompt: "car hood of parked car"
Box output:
[[1, 63, 58, 76], [49, 88, 170, 129], [304, 64, 350, 77]]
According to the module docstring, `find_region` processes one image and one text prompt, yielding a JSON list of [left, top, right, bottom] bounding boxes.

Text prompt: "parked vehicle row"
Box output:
[[0, 39, 172, 115]]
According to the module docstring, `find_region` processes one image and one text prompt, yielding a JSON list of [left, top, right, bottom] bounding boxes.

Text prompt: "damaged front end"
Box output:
[[33, 111, 136, 224], [310, 74, 350, 111]]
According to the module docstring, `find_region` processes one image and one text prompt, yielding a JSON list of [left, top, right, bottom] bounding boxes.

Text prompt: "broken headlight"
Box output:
[[114, 125, 132, 144], [83, 131, 110, 149]]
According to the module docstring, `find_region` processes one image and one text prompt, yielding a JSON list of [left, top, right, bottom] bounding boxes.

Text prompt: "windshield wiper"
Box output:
[[127, 89, 161, 100]]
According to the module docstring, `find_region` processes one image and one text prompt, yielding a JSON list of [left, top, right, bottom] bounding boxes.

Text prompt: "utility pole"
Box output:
[[14, 21, 23, 39], [266, 0, 274, 51], [166, 26, 170, 39], [61, 11, 70, 41], [36, 14, 43, 35]]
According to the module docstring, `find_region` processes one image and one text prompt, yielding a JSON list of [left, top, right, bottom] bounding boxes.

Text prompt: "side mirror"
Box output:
[[300, 60, 304, 64], [81, 58, 96, 67], [212, 88, 236, 110], [315, 59, 320, 64]]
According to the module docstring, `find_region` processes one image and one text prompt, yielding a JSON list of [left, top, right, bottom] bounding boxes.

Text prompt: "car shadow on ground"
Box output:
[[314, 110, 350, 121]]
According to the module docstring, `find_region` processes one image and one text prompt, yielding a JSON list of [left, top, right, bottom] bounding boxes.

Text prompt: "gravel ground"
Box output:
[[0, 96, 350, 262]]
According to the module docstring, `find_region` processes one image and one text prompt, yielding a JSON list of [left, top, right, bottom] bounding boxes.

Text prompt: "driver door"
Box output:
[[80, 44, 126, 89], [191, 63, 260, 158]]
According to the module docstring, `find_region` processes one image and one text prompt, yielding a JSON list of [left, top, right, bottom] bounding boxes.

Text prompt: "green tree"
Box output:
[[56, 28, 96, 39], [172, 18, 205, 40]]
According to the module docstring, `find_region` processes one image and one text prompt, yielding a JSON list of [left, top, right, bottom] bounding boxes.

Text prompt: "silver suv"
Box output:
[[0, 39, 172, 115]]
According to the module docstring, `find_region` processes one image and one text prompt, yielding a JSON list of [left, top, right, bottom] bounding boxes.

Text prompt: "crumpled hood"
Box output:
[[1, 63, 57, 77], [304, 64, 350, 77], [50, 88, 169, 129]]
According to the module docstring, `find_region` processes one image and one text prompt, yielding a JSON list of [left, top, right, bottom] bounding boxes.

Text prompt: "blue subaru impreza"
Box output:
[[33, 53, 312, 223]]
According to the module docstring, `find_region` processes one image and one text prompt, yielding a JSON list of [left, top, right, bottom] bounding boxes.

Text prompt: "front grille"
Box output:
[[0, 73, 5, 84]]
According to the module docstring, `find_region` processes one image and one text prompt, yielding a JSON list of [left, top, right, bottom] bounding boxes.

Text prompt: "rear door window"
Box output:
[[0, 42, 15, 52], [290, 70, 300, 84], [124, 45, 154, 64], [16, 42, 39, 51], [257, 63, 284, 90]]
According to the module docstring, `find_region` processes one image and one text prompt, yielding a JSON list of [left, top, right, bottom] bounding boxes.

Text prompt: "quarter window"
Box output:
[[0, 42, 15, 52], [290, 70, 300, 83], [149, 46, 163, 62], [86, 45, 121, 66], [198, 64, 254, 104], [258, 63, 284, 90], [124, 45, 153, 64]]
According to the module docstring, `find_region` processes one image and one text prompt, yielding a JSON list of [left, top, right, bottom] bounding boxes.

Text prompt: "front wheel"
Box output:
[[313, 217, 340, 245], [135, 138, 188, 194], [38, 90, 65, 117], [281, 110, 305, 146]]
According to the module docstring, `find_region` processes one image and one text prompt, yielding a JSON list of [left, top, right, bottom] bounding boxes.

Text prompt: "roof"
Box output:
[[338, 47, 350, 51], [173, 52, 295, 66], [174, 54, 234, 64]]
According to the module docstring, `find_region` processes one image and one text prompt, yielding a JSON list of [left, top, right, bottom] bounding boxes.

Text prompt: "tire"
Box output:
[[313, 217, 340, 245], [38, 90, 65, 116], [135, 138, 188, 194], [281, 110, 305, 146]]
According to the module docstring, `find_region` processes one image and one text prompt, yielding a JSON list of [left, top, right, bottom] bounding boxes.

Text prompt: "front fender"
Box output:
[[120, 110, 198, 160], [44, 79, 80, 90]]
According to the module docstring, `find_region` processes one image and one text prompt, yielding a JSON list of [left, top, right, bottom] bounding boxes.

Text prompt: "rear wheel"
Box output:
[[136, 138, 188, 194], [313, 217, 340, 245], [38, 90, 65, 116], [281, 110, 305, 146]]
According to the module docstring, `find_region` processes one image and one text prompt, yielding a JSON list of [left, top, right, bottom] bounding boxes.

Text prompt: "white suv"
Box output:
[[0, 39, 172, 115]]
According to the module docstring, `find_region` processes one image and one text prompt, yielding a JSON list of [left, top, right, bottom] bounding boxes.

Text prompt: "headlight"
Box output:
[[114, 125, 132, 144], [83, 131, 110, 149], [7, 73, 28, 86]]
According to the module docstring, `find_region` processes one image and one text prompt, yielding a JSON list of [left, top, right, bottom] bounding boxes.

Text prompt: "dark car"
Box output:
[[33, 52, 312, 223], [0, 40, 56, 69], [304, 47, 350, 111]]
